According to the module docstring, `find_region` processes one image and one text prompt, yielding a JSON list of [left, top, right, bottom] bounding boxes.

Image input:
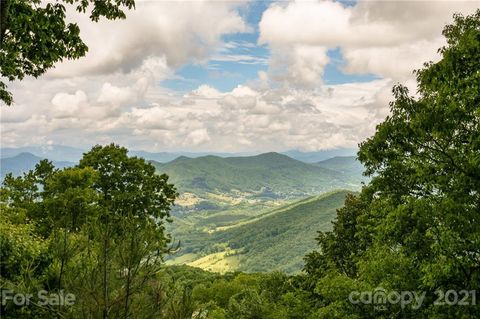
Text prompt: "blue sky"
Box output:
[[161, 1, 270, 93], [161, 0, 378, 93]]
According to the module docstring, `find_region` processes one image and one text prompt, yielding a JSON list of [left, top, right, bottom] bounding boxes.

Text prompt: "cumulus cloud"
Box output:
[[185, 129, 211, 146], [259, 0, 479, 83], [1, 1, 251, 149], [286, 45, 329, 87], [1, 74, 390, 151], [51, 90, 88, 118], [186, 85, 223, 99], [49, 0, 249, 77], [2, 0, 475, 153]]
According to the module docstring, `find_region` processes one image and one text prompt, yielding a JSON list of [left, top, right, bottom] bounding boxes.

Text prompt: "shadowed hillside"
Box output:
[[167, 190, 351, 273]]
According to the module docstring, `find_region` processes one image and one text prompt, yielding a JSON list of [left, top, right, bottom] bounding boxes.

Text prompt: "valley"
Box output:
[[165, 190, 353, 274], [0, 147, 367, 274], [153, 152, 366, 273], [153, 152, 365, 214]]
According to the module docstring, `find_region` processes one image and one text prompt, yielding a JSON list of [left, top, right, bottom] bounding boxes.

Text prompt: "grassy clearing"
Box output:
[[187, 250, 241, 273]]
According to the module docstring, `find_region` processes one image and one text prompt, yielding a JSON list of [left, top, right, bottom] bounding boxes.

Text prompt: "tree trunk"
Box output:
[[0, 0, 10, 48], [102, 218, 109, 319]]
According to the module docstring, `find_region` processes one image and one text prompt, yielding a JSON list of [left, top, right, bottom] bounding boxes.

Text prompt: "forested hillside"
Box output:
[[152, 152, 365, 217], [153, 152, 359, 195], [167, 190, 351, 273]]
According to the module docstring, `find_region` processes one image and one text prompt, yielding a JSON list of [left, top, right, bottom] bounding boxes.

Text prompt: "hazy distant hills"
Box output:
[[1, 146, 363, 191], [0, 145, 242, 163], [283, 148, 357, 163], [167, 190, 351, 273], [1, 145, 357, 164], [129, 150, 253, 163], [315, 156, 366, 185], [1, 145, 84, 162], [0, 152, 74, 179], [133, 148, 358, 164], [1, 148, 366, 200], [153, 152, 365, 199], [315, 156, 364, 172]]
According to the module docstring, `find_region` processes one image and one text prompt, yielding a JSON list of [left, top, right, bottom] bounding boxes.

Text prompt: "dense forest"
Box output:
[[1, 8, 479, 319]]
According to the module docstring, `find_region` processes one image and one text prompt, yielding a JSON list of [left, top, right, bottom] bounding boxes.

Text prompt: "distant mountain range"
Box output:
[[1, 150, 366, 198], [1, 145, 357, 164], [0, 153, 74, 180], [314, 156, 366, 182], [0, 145, 84, 162], [153, 153, 366, 202], [129, 150, 254, 163], [283, 149, 357, 163]]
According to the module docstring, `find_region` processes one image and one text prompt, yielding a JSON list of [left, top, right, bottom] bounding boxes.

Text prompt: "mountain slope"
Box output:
[[1, 145, 84, 162], [1, 153, 74, 179], [215, 190, 350, 273], [154, 153, 359, 199], [282, 148, 357, 163], [168, 190, 351, 274], [314, 156, 367, 185], [315, 156, 364, 173]]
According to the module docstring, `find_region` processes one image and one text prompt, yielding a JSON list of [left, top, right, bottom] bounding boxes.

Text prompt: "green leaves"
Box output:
[[0, 0, 136, 105], [0, 144, 178, 318], [79, 143, 177, 224], [305, 10, 480, 318]]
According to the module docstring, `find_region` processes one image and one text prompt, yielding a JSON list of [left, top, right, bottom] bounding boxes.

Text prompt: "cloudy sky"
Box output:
[[1, 0, 478, 152]]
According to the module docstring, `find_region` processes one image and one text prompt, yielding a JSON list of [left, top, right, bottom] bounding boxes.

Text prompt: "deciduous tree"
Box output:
[[0, 0, 135, 105]]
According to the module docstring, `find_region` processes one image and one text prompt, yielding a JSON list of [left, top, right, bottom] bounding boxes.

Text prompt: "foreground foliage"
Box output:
[[304, 10, 480, 318], [0, 0, 135, 105], [1, 144, 176, 318], [1, 10, 479, 319]]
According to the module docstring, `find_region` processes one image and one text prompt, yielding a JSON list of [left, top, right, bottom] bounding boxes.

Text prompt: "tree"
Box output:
[[41, 167, 98, 293], [305, 10, 480, 318], [78, 144, 177, 318], [0, 203, 51, 318], [0, 0, 135, 105], [1, 144, 177, 318]]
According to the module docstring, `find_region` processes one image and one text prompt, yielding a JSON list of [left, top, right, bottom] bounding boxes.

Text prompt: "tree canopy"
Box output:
[[0, 0, 135, 105], [304, 10, 480, 318], [1, 144, 177, 318]]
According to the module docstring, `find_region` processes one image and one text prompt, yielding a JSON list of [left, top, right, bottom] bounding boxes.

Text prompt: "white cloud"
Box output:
[[51, 90, 88, 118], [186, 85, 223, 99], [259, 0, 479, 83], [342, 39, 445, 80], [97, 80, 147, 107], [0, 1, 253, 150], [259, 0, 351, 47], [1, 75, 390, 152], [49, 0, 249, 77], [3, 0, 476, 153], [185, 129, 211, 146], [286, 45, 329, 87]]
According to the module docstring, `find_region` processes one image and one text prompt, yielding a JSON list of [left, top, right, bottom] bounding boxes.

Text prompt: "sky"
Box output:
[[1, 0, 478, 153]]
